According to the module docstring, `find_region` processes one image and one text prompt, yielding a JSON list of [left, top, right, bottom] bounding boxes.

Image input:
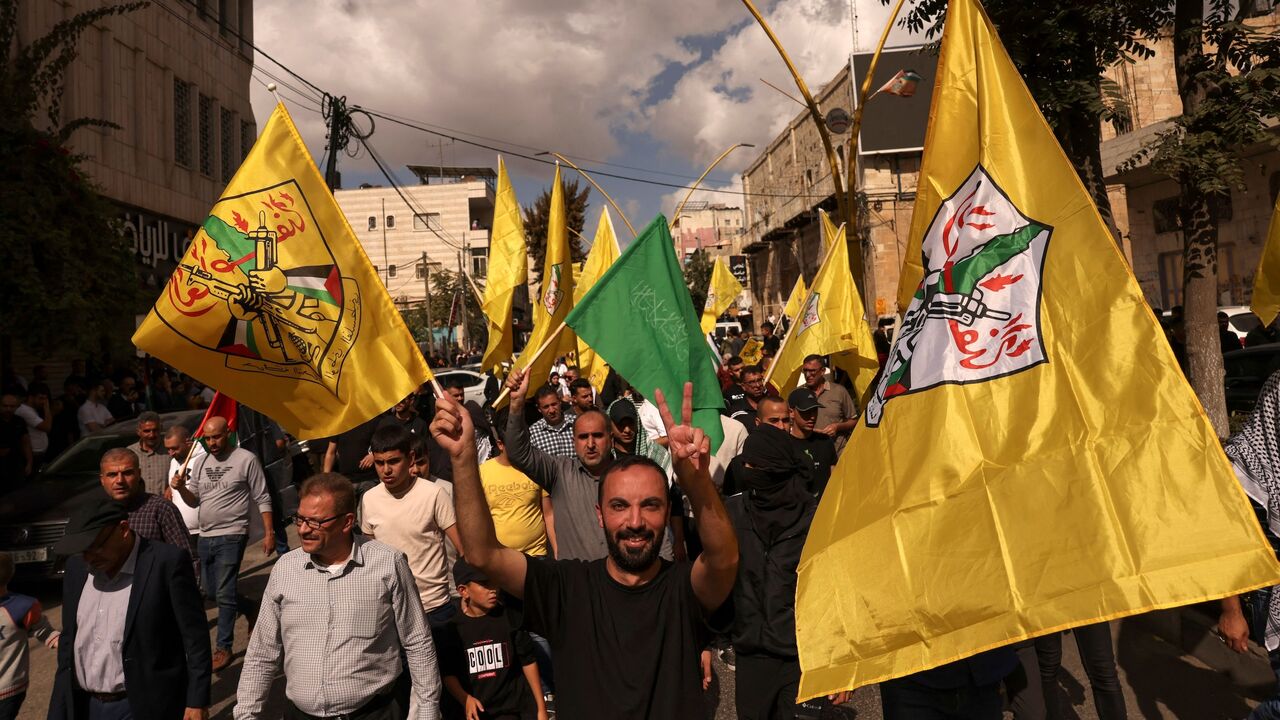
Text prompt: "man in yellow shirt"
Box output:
[[480, 411, 557, 558]]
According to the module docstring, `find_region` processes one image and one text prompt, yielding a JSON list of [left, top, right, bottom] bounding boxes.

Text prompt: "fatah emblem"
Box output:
[[703, 290, 718, 312], [543, 263, 564, 315], [797, 292, 821, 333], [162, 180, 360, 396], [865, 166, 1051, 427]]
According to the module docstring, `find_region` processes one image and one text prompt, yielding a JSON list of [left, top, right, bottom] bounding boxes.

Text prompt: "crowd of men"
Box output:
[[12, 308, 1280, 720]]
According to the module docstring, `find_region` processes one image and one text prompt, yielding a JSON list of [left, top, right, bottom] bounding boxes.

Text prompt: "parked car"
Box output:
[[0, 406, 296, 582], [434, 368, 489, 406], [1224, 344, 1280, 415], [1221, 305, 1262, 347]]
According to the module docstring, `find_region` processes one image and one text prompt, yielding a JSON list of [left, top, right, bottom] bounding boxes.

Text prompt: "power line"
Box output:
[[355, 134, 469, 254]]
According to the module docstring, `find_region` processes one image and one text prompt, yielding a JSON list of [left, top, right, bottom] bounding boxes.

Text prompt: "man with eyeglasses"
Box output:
[[800, 354, 858, 454], [724, 364, 770, 426], [236, 473, 441, 720]]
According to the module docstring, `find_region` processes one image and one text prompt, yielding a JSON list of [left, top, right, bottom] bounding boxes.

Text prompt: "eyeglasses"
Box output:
[[292, 514, 343, 530], [802, 366, 825, 374]]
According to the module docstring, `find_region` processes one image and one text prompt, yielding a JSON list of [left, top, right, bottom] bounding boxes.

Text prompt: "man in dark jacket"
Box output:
[[725, 424, 845, 718], [48, 492, 210, 720]]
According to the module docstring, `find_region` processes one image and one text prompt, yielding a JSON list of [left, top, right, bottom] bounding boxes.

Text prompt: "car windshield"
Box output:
[[42, 433, 137, 475], [1230, 314, 1262, 335]]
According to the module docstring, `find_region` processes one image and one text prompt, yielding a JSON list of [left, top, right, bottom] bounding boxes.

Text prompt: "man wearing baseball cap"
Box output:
[[49, 490, 210, 720], [786, 388, 838, 498]]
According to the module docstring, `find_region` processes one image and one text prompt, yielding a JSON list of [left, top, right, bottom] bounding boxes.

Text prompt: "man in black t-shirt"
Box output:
[[432, 383, 739, 720], [323, 414, 382, 485], [786, 388, 838, 498]]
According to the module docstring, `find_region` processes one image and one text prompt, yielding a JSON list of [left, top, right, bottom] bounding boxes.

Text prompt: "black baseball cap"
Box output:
[[608, 400, 638, 425], [787, 387, 821, 412], [53, 492, 128, 556], [453, 558, 491, 586]]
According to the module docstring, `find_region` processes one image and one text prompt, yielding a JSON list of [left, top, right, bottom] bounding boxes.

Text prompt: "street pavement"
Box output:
[[14, 529, 1274, 719]]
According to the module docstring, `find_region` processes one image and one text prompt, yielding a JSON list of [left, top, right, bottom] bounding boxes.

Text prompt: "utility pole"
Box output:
[[421, 251, 433, 356], [380, 197, 389, 286], [457, 233, 469, 351], [322, 95, 349, 190]]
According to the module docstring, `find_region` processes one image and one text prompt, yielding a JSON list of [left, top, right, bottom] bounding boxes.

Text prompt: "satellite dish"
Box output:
[[825, 107, 852, 135]]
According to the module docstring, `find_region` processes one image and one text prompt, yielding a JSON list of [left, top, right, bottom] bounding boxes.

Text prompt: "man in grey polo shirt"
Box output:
[[171, 415, 273, 672]]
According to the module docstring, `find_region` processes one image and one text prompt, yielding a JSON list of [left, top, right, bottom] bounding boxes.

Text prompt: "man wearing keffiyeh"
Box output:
[[1223, 370, 1280, 720]]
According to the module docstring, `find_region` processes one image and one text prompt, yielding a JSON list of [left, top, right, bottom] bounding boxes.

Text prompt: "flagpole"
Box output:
[[670, 143, 756, 234], [537, 152, 638, 238], [491, 320, 569, 408]]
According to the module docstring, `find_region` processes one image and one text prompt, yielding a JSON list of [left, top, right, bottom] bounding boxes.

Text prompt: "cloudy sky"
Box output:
[[250, 0, 923, 242]]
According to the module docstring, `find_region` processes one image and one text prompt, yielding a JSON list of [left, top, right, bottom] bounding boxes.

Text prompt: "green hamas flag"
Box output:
[[565, 215, 724, 450]]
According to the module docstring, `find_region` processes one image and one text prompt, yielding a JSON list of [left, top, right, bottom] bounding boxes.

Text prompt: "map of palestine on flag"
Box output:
[[794, 0, 1280, 700], [132, 103, 431, 440], [566, 215, 724, 450]]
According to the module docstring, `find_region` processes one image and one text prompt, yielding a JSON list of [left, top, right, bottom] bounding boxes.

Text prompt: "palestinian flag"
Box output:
[[194, 391, 239, 449]]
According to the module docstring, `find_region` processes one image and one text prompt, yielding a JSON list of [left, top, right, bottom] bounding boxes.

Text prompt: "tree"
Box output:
[[0, 0, 145, 374], [1126, 0, 1280, 435], [401, 268, 487, 359], [683, 249, 715, 316], [901, 0, 1170, 238], [521, 177, 588, 283]]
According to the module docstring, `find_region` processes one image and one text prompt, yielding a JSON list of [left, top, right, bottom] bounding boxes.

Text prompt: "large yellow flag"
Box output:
[[132, 104, 430, 439], [481, 157, 529, 374], [781, 275, 808, 323], [513, 165, 576, 388], [700, 258, 745, 335], [1250, 193, 1280, 326], [575, 209, 621, 391], [764, 211, 878, 400], [796, 0, 1280, 699]]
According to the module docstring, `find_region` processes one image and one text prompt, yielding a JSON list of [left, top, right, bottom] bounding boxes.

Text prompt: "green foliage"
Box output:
[[682, 249, 715, 313], [521, 177, 588, 284], [400, 268, 487, 356], [0, 0, 147, 356]]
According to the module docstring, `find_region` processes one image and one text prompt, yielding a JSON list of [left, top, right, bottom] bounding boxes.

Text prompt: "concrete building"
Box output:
[[12, 0, 254, 373], [672, 202, 746, 257], [1100, 6, 1280, 311], [333, 166, 494, 307]]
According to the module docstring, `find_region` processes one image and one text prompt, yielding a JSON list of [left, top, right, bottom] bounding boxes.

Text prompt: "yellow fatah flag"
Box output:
[[512, 165, 576, 389], [700, 258, 745, 335], [765, 211, 878, 399], [796, 0, 1280, 700], [132, 104, 431, 439], [782, 275, 808, 323], [738, 337, 763, 366], [575, 208, 621, 391], [1250, 192, 1280, 326], [480, 157, 529, 375]]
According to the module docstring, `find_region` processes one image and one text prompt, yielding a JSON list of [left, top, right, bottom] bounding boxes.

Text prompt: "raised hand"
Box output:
[[653, 383, 710, 486], [505, 367, 531, 403], [430, 391, 476, 460]]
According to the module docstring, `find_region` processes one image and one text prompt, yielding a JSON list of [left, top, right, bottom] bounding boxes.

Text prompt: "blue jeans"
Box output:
[[199, 533, 250, 651]]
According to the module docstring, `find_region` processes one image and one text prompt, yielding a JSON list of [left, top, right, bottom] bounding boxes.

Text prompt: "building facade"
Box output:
[[672, 202, 746, 257]]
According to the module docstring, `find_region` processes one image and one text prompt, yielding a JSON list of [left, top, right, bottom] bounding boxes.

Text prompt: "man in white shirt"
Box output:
[[15, 384, 51, 464], [77, 381, 114, 436], [163, 426, 202, 541]]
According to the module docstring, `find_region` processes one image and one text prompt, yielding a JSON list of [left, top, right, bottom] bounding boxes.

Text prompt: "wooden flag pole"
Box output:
[[491, 320, 569, 408]]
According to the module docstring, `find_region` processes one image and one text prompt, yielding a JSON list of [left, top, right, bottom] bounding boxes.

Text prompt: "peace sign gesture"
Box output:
[[653, 382, 711, 486]]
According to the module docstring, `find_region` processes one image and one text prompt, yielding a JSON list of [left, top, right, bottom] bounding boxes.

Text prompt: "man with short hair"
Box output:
[[756, 396, 790, 432], [107, 377, 144, 420], [801, 354, 858, 453], [127, 411, 170, 496], [725, 365, 769, 425], [170, 416, 274, 672], [722, 358, 747, 404], [77, 381, 114, 436], [15, 383, 51, 468], [528, 385, 576, 458], [434, 382, 738, 719], [164, 426, 202, 543], [237, 473, 442, 720], [567, 377, 596, 417], [49, 492, 210, 720], [786, 388, 838, 498], [100, 447, 195, 565], [0, 394, 31, 479], [360, 424, 464, 627], [760, 322, 781, 356]]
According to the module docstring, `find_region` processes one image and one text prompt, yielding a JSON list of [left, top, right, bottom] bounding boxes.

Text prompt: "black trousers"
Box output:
[[737, 653, 802, 720], [284, 690, 402, 720], [1036, 623, 1126, 720], [879, 677, 1003, 720]]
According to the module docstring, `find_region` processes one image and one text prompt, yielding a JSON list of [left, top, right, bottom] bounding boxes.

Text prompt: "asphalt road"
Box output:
[[13, 530, 1274, 719]]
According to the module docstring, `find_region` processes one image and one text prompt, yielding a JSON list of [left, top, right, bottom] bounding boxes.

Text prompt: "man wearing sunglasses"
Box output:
[[236, 473, 441, 720]]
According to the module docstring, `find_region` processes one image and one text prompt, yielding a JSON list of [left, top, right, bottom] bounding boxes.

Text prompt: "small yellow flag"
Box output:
[[132, 104, 430, 439], [738, 337, 763, 366], [575, 209, 621, 391], [796, 0, 1280, 699], [782, 275, 808, 323], [1250, 193, 1280, 326], [512, 165, 576, 390], [765, 211, 878, 400], [480, 157, 529, 375], [700, 258, 745, 335]]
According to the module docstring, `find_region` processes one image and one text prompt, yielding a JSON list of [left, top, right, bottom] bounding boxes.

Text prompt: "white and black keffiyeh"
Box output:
[[1224, 369, 1280, 651]]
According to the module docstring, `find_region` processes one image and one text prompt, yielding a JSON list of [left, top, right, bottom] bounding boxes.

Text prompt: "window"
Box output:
[[386, 215, 395, 229], [173, 79, 192, 168], [372, 265, 379, 277], [470, 248, 488, 279], [413, 213, 442, 231], [1109, 105, 1134, 135], [218, 0, 231, 33], [415, 262, 426, 279], [388, 264, 397, 278], [198, 94, 214, 176], [220, 108, 236, 182], [1152, 197, 1180, 233], [367, 216, 377, 231], [240, 119, 255, 160]]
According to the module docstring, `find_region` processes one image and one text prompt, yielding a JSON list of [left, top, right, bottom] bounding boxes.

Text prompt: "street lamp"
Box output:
[[534, 151, 638, 238]]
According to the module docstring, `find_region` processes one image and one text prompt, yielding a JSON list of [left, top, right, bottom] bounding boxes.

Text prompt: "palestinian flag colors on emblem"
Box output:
[[797, 291, 821, 334], [543, 263, 565, 315], [865, 166, 1050, 427]]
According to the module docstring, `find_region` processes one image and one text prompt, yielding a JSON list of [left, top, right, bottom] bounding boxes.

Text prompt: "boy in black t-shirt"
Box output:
[[440, 559, 547, 720]]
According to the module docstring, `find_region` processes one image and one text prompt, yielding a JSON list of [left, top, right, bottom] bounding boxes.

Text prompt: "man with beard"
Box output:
[[725, 425, 849, 718], [435, 382, 738, 719]]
